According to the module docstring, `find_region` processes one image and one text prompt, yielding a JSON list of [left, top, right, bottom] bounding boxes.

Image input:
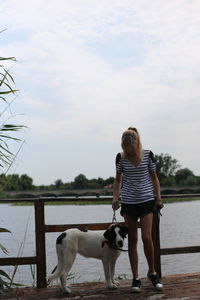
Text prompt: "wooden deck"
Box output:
[[1, 273, 200, 300]]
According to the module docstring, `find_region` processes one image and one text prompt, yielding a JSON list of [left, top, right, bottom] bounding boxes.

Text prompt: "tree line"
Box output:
[[0, 153, 200, 192]]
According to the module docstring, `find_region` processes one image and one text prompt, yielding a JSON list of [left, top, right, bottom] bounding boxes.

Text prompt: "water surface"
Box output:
[[1, 200, 200, 286]]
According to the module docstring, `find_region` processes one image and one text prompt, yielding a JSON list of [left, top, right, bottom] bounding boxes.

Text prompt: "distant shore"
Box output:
[[1, 196, 199, 206]]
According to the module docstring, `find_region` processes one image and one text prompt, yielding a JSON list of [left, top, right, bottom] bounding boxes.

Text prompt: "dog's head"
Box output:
[[103, 224, 128, 249]]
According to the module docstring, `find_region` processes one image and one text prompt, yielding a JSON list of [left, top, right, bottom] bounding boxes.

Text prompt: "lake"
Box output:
[[1, 200, 200, 286]]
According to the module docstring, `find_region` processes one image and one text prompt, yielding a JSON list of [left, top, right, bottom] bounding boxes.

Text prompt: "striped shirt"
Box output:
[[116, 150, 156, 204]]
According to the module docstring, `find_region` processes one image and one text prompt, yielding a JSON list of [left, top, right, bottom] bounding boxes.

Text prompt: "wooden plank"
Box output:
[[161, 246, 200, 255], [45, 222, 126, 233], [152, 211, 161, 277], [0, 256, 36, 266], [34, 201, 47, 288]]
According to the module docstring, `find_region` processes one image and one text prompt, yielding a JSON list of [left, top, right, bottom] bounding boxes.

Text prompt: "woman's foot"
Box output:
[[147, 271, 163, 290], [131, 278, 141, 293]]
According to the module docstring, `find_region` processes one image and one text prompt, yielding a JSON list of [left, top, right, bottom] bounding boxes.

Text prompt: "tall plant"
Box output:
[[0, 54, 24, 171], [0, 228, 11, 290], [0, 30, 25, 291]]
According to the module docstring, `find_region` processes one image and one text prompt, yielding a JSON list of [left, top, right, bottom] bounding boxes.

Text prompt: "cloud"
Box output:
[[1, 0, 200, 183]]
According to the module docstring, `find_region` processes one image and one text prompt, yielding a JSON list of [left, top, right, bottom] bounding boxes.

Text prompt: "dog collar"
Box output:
[[101, 240, 127, 252], [101, 240, 113, 248]]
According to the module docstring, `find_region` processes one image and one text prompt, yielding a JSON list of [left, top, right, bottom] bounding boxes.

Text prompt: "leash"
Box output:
[[112, 210, 117, 224], [109, 210, 128, 252], [111, 245, 128, 252]]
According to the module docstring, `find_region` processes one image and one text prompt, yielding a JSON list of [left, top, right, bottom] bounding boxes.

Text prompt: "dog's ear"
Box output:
[[103, 227, 114, 241], [120, 226, 128, 238]]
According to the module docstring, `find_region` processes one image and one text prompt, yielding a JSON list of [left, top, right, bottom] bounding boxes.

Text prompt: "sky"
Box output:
[[1, 0, 200, 186]]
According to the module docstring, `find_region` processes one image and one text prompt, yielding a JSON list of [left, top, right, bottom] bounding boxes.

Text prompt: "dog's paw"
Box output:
[[47, 280, 50, 286], [107, 284, 118, 290], [61, 286, 71, 294], [112, 280, 120, 286], [46, 277, 51, 286]]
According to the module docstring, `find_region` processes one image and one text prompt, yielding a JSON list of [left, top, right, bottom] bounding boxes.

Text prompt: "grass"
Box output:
[[2, 196, 199, 206], [162, 196, 200, 203]]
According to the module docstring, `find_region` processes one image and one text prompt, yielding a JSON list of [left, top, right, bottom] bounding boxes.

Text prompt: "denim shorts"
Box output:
[[120, 200, 155, 220]]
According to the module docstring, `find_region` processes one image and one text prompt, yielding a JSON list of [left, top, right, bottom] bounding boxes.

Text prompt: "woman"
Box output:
[[112, 126, 164, 293]]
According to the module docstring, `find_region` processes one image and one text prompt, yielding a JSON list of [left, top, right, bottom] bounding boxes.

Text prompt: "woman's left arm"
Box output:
[[150, 171, 164, 210]]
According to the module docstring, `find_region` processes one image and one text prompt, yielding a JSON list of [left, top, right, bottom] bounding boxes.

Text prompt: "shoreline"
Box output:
[[1, 196, 200, 206]]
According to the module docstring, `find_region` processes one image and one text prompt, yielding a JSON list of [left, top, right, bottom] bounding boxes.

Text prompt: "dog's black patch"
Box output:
[[103, 225, 117, 242], [104, 225, 128, 242], [78, 228, 88, 232], [119, 226, 128, 238], [56, 232, 67, 244]]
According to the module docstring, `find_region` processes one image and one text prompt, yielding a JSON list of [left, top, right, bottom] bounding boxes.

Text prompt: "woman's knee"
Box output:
[[141, 233, 152, 244]]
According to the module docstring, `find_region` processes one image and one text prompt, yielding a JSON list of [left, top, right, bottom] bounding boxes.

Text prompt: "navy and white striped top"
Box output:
[[116, 150, 156, 204]]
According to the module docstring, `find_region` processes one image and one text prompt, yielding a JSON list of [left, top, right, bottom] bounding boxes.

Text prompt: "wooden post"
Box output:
[[152, 210, 162, 278], [34, 200, 47, 288]]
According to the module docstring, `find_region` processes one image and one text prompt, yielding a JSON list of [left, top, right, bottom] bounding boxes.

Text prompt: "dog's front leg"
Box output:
[[110, 259, 120, 287], [102, 259, 117, 290]]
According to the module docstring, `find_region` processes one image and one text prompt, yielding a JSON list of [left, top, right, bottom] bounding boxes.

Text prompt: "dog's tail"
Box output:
[[47, 233, 66, 283]]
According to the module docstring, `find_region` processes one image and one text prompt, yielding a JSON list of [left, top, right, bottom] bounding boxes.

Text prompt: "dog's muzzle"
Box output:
[[117, 240, 124, 248]]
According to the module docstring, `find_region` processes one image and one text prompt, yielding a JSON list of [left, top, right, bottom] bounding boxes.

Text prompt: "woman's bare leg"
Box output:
[[140, 213, 155, 274], [123, 214, 139, 278]]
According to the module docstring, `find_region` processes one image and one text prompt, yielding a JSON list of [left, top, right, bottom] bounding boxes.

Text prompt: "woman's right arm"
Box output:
[[112, 172, 122, 210]]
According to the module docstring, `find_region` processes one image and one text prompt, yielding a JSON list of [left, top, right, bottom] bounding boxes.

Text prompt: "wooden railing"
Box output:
[[0, 195, 200, 288]]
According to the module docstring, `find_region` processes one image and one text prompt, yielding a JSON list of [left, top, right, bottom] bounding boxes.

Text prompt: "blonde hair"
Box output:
[[121, 126, 143, 158]]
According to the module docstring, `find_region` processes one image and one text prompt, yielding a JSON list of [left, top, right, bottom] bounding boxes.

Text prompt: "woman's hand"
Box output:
[[155, 199, 164, 210], [112, 173, 122, 211], [112, 199, 120, 211]]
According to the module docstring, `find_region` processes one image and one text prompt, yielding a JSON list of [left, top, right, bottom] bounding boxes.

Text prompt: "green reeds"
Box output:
[[8, 207, 33, 287], [0, 227, 12, 291]]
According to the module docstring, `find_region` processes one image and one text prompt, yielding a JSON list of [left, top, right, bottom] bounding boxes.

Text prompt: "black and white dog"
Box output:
[[48, 224, 128, 293]]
